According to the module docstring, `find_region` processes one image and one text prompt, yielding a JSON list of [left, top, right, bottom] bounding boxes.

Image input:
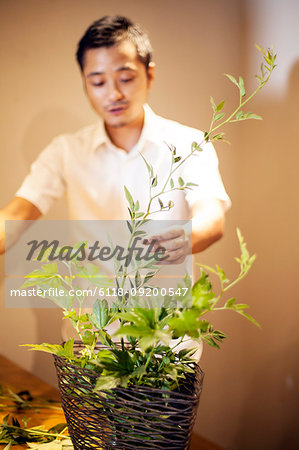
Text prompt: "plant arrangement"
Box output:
[[17, 45, 276, 449]]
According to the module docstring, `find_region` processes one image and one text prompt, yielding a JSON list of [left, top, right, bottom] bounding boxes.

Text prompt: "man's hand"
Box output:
[[145, 227, 191, 265], [143, 197, 226, 264]]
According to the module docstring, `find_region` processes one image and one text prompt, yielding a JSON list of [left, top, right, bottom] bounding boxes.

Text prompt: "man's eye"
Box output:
[[92, 81, 104, 87], [120, 78, 133, 83]]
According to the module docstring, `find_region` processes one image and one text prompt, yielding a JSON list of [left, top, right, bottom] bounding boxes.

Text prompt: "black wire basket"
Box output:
[[53, 344, 204, 450]]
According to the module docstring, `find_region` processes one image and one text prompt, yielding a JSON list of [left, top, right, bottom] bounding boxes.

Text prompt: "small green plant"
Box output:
[[21, 45, 276, 393]]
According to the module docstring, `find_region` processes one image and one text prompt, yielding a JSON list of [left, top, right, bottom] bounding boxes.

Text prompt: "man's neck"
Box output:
[[105, 113, 144, 153]]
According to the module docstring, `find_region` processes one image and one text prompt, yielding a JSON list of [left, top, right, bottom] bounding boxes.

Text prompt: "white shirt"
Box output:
[[16, 105, 230, 220]]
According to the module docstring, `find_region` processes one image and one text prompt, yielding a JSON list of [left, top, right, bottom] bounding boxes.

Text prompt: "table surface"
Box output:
[[0, 355, 224, 450]]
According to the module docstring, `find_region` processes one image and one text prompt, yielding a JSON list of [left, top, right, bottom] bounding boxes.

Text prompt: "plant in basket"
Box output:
[[21, 46, 276, 449]]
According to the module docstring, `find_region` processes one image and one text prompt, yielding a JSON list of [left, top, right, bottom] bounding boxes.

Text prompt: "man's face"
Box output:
[[82, 40, 155, 129]]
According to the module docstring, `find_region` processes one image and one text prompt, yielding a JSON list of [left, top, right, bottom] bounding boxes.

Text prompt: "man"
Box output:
[[0, 15, 230, 260]]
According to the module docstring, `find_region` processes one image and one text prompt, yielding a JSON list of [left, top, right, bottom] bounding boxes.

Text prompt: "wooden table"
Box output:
[[0, 355, 224, 449]]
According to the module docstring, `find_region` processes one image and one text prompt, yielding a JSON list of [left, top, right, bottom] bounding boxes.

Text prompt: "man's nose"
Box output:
[[107, 81, 123, 102]]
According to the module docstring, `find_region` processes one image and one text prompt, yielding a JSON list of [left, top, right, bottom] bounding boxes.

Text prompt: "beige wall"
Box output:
[[0, 1, 298, 449]]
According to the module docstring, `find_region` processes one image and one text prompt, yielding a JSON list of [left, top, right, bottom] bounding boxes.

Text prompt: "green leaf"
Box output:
[[124, 186, 134, 209], [94, 375, 123, 391], [191, 141, 202, 152], [178, 177, 184, 187], [210, 96, 217, 112], [158, 198, 164, 208], [239, 76, 246, 97], [225, 297, 236, 308], [135, 270, 141, 288], [93, 299, 109, 329], [114, 325, 145, 338], [60, 338, 74, 359], [143, 270, 157, 284], [82, 330, 95, 346], [134, 212, 145, 219], [235, 111, 262, 122], [202, 336, 220, 349], [212, 133, 225, 141], [133, 230, 147, 237], [237, 228, 250, 264], [168, 310, 200, 339], [21, 278, 43, 288], [162, 356, 170, 365], [126, 220, 133, 233], [132, 364, 146, 377], [238, 311, 261, 328], [177, 347, 198, 360], [244, 112, 262, 120], [21, 343, 64, 355], [255, 43, 263, 54], [216, 100, 225, 112], [139, 153, 154, 178], [192, 271, 214, 310], [152, 176, 157, 187], [198, 319, 209, 333], [121, 301, 139, 319], [212, 330, 226, 341], [234, 303, 250, 311], [139, 334, 159, 351], [224, 73, 239, 87], [23, 268, 50, 281], [214, 112, 225, 121], [170, 178, 174, 189], [41, 263, 58, 275], [128, 207, 133, 219], [216, 265, 229, 283]]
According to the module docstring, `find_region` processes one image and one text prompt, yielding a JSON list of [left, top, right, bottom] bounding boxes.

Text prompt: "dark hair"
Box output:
[[76, 15, 152, 71]]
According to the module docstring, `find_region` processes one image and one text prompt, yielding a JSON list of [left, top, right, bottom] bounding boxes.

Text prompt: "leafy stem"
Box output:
[[206, 45, 276, 143]]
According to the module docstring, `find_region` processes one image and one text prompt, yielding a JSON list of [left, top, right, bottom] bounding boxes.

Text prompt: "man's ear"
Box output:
[[147, 62, 156, 88]]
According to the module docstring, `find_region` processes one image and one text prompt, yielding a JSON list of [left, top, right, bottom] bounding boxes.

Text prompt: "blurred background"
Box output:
[[0, 0, 298, 448]]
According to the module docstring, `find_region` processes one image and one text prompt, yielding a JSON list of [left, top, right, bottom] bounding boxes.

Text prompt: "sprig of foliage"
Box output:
[[0, 414, 70, 449], [0, 384, 71, 448], [205, 45, 276, 143], [22, 45, 275, 392], [0, 385, 61, 413]]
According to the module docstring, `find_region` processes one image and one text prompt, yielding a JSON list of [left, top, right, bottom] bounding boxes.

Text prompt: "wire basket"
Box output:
[[53, 343, 204, 450]]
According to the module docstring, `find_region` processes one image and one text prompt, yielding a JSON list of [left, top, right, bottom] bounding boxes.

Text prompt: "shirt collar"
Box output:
[[91, 104, 162, 153], [141, 104, 163, 146]]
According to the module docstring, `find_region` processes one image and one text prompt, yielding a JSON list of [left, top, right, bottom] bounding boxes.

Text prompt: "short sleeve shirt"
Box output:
[[16, 105, 231, 220]]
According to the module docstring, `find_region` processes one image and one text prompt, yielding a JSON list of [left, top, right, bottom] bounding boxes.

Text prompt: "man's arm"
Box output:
[[190, 197, 225, 254], [0, 197, 41, 254]]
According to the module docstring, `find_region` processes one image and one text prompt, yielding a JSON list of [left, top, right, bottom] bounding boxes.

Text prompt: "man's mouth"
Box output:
[[106, 104, 128, 115]]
